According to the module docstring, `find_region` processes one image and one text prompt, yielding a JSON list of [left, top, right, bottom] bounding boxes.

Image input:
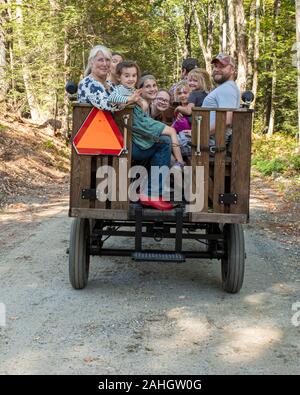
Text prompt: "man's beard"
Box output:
[[213, 74, 228, 85]]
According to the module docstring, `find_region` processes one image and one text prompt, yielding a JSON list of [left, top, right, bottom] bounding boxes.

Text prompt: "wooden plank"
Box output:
[[110, 156, 129, 209], [190, 212, 248, 224], [70, 208, 128, 220], [70, 208, 247, 224], [189, 109, 210, 219], [111, 108, 132, 210], [213, 112, 227, 213], [69, 106, 93, 210], [230, 111, 253, 216], [95, 156, 108, 209], [208, 176, 214, 202]]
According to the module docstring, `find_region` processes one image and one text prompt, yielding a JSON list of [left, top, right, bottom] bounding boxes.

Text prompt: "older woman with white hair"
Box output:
[[77, 45, 116, 110]]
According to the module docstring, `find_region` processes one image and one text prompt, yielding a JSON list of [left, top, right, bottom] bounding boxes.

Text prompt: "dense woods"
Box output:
[[0, 0, 298, 143]]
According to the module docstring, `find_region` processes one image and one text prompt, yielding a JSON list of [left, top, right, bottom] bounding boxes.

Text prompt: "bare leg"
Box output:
[[161, 126, 184, 164]]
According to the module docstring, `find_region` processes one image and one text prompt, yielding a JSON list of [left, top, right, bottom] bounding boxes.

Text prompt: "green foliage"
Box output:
[[290, 154, 300, 171], [43, 140, 55, 150], [252, 134, 300, 177], [0, 124, 8, 132], [252, 158, 287, 176], [0, 0, 298, 143]]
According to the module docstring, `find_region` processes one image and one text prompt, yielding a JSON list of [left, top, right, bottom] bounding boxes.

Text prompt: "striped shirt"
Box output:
[[107, 85, 135, 104]]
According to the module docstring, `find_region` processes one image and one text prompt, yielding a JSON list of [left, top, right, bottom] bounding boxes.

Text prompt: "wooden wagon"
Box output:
[[68, 100, 254, 293]]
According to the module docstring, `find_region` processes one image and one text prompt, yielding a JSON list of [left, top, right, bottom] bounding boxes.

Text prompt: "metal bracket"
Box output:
[[122, 114, 130, 154], [81, 188, 97, 200], [219, 193, 238, 205], [195, 115, 202, 156]]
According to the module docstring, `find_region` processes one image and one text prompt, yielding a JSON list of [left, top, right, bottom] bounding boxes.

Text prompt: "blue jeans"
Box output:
[[131, 136, 171, 197]]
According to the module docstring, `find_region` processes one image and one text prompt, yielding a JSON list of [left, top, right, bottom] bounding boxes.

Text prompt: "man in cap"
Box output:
[[202, 52, 240, 135]]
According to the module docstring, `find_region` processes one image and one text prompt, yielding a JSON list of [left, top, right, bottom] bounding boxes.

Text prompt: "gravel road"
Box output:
[[0, 193, 299, 375]]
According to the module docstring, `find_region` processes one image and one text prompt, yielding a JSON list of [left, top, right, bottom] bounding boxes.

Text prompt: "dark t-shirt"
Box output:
[[188, 90, 207, 107]]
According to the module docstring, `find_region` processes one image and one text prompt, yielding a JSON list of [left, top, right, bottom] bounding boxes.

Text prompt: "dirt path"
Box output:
[[0, 182, 299, 375]]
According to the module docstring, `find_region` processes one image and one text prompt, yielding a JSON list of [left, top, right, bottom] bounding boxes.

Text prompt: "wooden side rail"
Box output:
[[69, 104, 253, 224], [69, 104, 133, 214], [190, 108, 253, 221]]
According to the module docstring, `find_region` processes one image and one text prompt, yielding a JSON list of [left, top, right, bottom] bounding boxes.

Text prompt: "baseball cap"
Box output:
[[182, 58, 199, 72], [211, 53, 235, 67]]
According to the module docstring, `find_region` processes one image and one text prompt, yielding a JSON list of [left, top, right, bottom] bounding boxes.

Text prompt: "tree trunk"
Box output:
[[227, 0, 236, 57], [62, 26, 70, 139], [49, 0, 61, 135], [219, 2, 224, 52], [183, 0, 192, 58], [192, 0, 212, 75], [252, 0, 260, 108], [247, 1, 255, 79], [0, 0, 7, 108], [296, 0, 300, 151], [235, 0, 248, 92], [267, 0, 281, 137], [15, 0, 42, 123], [6, 1, 17, 108]]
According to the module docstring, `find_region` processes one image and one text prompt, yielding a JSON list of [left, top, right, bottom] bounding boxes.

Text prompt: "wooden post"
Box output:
[[69, 104, 93, 211], [190, 108, 210, 218], [213, 111, 227, 213], [110, 108, 132, 210], [230, 111, 253, 217]]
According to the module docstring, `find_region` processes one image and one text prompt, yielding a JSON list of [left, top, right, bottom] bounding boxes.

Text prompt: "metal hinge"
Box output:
[[81, 188, 96, 200], [219, 193, 238, 205]]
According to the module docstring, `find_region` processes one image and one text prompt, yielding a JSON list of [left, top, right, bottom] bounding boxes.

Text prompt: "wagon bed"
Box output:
[[68, 102, 254, 293]]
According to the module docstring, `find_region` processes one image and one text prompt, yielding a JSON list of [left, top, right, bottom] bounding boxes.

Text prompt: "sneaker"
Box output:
[[139, 195, 173, 210]]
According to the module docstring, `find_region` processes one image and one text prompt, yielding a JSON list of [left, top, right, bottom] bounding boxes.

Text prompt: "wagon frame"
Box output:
[[68, 102, 254, 293]]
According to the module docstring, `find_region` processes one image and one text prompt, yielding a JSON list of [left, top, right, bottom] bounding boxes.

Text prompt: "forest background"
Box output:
[[0, 0, 299, 182]]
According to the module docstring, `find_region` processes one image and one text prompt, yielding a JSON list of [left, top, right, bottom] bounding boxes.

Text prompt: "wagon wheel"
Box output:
[[69, 218, 90, 289], [221, 224, 245, 294]]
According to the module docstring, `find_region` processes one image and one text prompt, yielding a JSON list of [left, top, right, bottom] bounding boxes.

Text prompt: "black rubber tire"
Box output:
[[69, 218, 90, 289], [221, 224, 245, 294]]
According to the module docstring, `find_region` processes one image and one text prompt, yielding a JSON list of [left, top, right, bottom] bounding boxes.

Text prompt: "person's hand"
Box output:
[[129, 90, 141, 104], [176, 111, 184, 120], [138, 98, 149, 112]]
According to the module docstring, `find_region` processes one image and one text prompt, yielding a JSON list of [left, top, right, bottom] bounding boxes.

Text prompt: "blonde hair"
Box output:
[[188, 68, 212, 92], [175, 80, 190, 95], [84, 45, 112, 77]]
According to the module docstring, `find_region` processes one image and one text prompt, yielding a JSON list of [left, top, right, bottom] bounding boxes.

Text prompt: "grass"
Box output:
[[252, 133, 300, 202], [0, 123, 8, 132], [252, 133, 300, 177]]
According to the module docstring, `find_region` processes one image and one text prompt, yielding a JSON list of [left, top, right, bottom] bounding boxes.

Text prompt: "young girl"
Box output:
[[172, 81, 192, 133], [107, 60, 185, 170], [174, 68, 211, 116], [172, 81, 192, 157]]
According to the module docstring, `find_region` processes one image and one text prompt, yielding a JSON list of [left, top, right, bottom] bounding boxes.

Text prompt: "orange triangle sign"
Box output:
[[73, 108, 124, 155]]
